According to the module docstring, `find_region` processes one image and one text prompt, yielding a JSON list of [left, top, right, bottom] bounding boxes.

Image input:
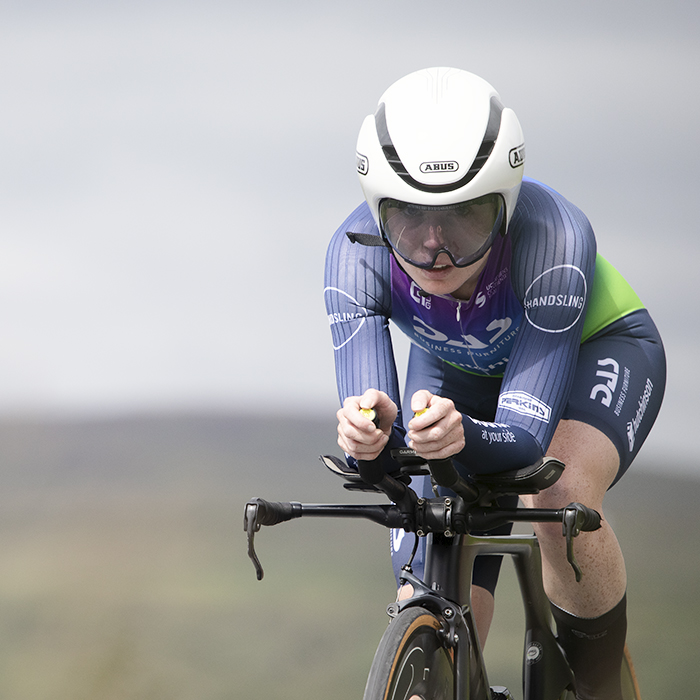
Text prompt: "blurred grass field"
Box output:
[[0, 413, 697, 699]]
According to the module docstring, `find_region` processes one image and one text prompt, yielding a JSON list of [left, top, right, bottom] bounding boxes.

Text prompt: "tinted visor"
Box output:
[[379, 193, 505, 269]]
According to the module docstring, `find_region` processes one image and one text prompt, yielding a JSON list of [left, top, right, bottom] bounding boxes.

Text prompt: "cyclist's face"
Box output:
[[379, 194, 504, 300], [379, 194, 503, 272]]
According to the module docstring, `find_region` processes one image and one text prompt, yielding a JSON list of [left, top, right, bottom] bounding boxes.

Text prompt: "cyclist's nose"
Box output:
[[423, 225, 445, 252]]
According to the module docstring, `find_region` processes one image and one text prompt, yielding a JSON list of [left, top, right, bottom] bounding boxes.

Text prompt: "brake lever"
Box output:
[[244, 501, 265, 581], [562, 504, 584, 582]]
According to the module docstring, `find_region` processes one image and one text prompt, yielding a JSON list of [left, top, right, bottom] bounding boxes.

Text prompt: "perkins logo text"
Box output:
[[420, 161, 459, 173], [498, 391, 551, 423]]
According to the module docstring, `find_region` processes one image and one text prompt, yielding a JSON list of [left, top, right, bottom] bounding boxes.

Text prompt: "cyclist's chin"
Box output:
[[405, 264, 469, 298], [403, 253, 489, 300]]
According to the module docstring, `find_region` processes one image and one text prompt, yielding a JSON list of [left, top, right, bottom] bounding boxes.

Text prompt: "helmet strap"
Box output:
[[345, 231, 390, 248]]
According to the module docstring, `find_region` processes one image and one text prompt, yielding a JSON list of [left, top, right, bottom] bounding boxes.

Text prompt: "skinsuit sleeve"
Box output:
[[324, 202, 407, 471], [456, 180, 597, 472]]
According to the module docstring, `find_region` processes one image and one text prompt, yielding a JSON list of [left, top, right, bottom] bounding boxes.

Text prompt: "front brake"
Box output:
[[244, 501, 265, 581], [562, 503, 602, 582]]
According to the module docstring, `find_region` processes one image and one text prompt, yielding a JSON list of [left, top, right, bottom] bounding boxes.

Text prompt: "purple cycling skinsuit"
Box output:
[[324, 177, 666, 585]]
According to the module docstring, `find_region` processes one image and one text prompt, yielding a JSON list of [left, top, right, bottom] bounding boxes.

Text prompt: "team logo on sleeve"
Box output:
[[523, 265, 587, 333], [498, 391, 552, 423], [324, 287, 368, 350]]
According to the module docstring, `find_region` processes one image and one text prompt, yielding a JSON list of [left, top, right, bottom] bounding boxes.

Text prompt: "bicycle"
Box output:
[[244, 445, 641, 699]]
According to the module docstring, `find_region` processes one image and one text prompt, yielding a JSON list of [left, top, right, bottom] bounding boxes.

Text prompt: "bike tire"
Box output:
[[363, 606, 454, 700], [621, 645, 642, 700]]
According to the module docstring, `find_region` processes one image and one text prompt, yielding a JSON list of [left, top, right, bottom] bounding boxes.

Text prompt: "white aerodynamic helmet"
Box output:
[[356, 67, 525, 268]]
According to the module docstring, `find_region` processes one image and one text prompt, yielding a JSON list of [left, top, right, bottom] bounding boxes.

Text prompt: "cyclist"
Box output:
[[324, 67, 665, 700]]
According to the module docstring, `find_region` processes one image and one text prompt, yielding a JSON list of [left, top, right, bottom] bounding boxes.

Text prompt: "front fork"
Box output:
[[391, 534, 492, 700]]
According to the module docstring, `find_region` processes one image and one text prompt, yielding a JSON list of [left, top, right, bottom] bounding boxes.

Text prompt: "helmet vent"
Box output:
[[375, 97, 503, 194]]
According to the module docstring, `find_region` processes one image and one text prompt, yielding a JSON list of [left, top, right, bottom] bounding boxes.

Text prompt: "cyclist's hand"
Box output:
[[337, 389, 398, 461], [407, 390, 465, 461]]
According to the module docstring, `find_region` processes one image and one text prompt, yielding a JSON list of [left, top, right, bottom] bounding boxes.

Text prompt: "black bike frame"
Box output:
[[391, 530, 575, 700], [244, 485, 598, 699]]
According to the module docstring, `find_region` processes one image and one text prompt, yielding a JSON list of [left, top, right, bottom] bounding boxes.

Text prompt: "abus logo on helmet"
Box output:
[[356, 152, 369, 176], [509, 144, 525, 168], [420, 161, 459, 173]]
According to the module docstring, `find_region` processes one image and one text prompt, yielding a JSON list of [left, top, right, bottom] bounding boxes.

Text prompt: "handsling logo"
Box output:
[[324, 287, 368, 350], [523, 265, 587, 333]]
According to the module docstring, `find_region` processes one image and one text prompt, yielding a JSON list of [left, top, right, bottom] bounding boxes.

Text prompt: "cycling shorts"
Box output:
[[403, 307, 664, 482]]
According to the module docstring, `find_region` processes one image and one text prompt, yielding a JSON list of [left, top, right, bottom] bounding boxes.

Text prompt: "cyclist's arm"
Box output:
[[324, 203, 407, 471], [455, 181, 597, 473]]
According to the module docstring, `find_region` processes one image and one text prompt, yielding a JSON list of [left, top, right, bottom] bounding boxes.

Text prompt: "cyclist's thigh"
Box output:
[[562, 309, 666, 485]]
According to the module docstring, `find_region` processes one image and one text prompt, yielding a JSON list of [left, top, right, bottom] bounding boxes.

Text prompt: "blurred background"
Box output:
[[1, 0, 698, 698]]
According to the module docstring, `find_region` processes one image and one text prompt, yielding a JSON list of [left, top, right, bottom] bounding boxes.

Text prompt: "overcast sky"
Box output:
[[1, 1, 698, 469]]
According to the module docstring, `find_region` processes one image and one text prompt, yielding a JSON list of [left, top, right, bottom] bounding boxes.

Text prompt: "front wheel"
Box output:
[[620, 645, 642, 700], [363, 607, 454, 700]]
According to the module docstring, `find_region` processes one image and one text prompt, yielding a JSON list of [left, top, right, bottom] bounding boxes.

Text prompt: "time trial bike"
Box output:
[[244, 446, 641, 699]]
